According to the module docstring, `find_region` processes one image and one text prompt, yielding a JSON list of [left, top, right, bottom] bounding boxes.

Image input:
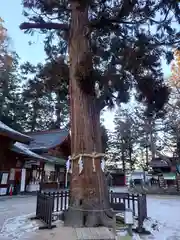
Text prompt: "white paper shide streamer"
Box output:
[[101, 158, 105, 172], [65, 156, 71, 188], [92, 157, 96, 172], [78, 155, 83, 174], [66, 156, 71, 173]]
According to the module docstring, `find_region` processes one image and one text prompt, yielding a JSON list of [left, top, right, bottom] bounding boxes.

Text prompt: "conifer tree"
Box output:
[[20, 61, 69, 131], [165, 49, 180, 159], [0, 18, 24, 130], [20, 0, 179, 226]]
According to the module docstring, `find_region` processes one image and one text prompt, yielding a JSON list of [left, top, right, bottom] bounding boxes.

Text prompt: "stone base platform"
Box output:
[[22, 223, 116, 240], [75, 227, 115, 240]]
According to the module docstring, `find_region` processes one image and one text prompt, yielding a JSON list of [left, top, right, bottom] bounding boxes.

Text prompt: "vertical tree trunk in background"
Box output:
[[55, 92, 61, 128], [145, 144, 148, 168], [31, 101, 38, 132], [149, 118, 155, 161], [129, 146, 133, 171], [64, 2, 113, 227], [121, 139, 126, 173], [176, 138, 180, 159], [176, 138, 180, 191]]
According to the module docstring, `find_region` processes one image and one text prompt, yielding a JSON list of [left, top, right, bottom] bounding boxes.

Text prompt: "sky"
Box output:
[[0, 0, 46, 65], [0, 1, 172, 132]]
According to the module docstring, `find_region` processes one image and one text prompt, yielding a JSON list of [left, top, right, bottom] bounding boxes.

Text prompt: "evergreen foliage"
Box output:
[[20, 61, 69, 131], [19, 0, 180, 115]]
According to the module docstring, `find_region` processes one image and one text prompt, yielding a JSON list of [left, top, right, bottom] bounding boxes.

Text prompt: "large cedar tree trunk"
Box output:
[[64, 2, 113, 227]]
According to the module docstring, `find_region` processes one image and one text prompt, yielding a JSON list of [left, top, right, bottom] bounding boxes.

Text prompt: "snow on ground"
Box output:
[[140, 195, 180, 240], [0, 196, 37, 240], [1, 190, 180, 240], [0, 196, 36, 230], [113, 188, 180, 240], [0, 214, 38, 240]]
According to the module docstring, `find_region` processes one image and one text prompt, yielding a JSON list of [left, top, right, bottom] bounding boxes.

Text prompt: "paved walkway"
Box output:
[[25, 224, 78, 240], [0, 196, 115, 240], [0, 195, 36, 230], [24, 224, 116, 240], [0, 221, 77, 240]]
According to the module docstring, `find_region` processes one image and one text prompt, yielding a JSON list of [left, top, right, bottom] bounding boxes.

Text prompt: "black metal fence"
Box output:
[[109, 191, 147, 231], [43, 190, 69, 212], [36, 192, 56, 229], [36, 190, 147, 231]]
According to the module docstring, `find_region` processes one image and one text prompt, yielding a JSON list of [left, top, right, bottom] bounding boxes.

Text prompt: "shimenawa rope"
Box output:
[[70, 152, 106, 161], [68, 206, 112, 212]]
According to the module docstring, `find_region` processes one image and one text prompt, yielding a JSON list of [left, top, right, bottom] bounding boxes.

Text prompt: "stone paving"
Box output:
[[0, 195, 36, 230], [0, 219, 77, 240]]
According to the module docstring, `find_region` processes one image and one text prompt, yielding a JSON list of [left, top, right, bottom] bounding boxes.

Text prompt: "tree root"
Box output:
[[64, 208, 84, 227], [64, 205, 114, 228]]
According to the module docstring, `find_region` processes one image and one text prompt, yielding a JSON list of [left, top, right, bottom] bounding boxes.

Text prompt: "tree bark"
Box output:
[[31, 101, 38, 132], [121, 139, 126, 173], [55, 91, 62, 128], [64, 2, 113, 227]]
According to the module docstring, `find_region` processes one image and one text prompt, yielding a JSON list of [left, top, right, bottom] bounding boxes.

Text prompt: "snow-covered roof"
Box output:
[[12, 142, 49, 161], [12, 142, 66, 166], [0, 121, 32, 143], [27, 128, 69, 152]]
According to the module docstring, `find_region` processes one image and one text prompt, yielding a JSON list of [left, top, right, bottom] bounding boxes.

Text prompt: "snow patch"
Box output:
[[112, 188, 180, 240], [116, 229, 141, 240], [0, 213, 38, 240], [140, 217, 180, 240], [117, 217, 180, 239], [14, 142, 49, 160]]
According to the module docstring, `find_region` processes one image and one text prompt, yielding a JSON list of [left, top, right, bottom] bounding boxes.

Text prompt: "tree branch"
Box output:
[[20, 22, 69, 31], [90, 4, 172, 31]]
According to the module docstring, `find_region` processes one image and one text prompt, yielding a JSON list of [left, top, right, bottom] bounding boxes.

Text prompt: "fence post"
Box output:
[[38, 194, 56, 230], [52, 192, 55, 212], [30, 192, 40, 220], [68, 190, 70, 206], [110, 190, 113, 203], [47, 196, 53, 229], [143, 194, 147, 219], [137, 194, 144, 233], [36, 192, 39, 217]]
